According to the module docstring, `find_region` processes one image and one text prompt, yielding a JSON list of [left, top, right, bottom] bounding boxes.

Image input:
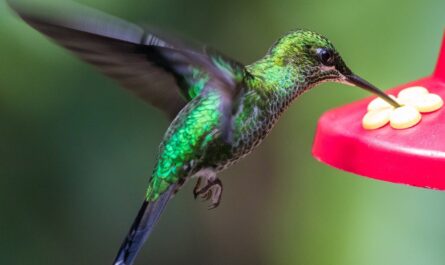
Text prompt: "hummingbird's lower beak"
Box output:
[[344, 74, 400, 108]]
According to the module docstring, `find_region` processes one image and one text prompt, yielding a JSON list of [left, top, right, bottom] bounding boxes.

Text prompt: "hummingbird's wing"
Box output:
[[8, 0, 247, 119]]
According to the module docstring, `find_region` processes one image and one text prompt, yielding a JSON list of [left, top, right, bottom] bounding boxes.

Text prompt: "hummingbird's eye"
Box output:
[[316, 48, 335, 66]]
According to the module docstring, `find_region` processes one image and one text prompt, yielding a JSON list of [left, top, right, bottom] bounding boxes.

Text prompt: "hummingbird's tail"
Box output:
[[113, 185, 176, 265]]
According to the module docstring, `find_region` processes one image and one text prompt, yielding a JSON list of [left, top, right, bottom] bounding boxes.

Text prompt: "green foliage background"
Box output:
[[1, 0, 444, 264]]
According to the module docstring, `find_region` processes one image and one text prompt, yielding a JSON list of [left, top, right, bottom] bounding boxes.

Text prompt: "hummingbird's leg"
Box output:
[[192, 168, 214, 199], [192, 169, 223, 208], [193, 178, 201, 198], [206, 179, 223, 209], [193, 177, 208, 199], [194, 178, 223, 209]]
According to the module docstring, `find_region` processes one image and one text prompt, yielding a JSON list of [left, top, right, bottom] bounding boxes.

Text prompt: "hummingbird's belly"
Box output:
[[208, 86, 299, 173], [214, 108, 280, 172]]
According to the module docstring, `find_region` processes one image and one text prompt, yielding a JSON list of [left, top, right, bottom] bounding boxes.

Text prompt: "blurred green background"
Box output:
[[1, 0, 445, 264]]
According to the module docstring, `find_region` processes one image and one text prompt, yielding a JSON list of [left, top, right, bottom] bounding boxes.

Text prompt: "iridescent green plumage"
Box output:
[[147, 90, 223, 200], [145, 31, 346, 201], [9, 2, 399, 265]]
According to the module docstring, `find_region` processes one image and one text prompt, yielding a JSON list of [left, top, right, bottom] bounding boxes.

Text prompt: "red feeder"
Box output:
[[312, 32, 445, 190]]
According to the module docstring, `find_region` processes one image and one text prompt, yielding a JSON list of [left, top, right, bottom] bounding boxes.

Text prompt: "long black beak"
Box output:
[[345, 74, 400, 108]]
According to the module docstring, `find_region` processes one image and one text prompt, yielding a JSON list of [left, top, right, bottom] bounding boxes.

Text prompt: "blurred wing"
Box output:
[[8, 0, 247, 119]]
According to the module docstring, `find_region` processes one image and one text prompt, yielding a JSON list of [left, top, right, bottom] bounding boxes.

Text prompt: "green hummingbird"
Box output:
[[8, 1, 400, 264]]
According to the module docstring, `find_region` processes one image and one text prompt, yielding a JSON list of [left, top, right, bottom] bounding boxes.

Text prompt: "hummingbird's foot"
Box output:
[[193, 177, 205, 199], [193, 178, 223, 209]]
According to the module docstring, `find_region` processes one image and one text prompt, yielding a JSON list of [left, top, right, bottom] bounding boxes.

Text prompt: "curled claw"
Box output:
[[202, 190, 212, 202], [193, 178, 223, 209], [193, 178, 204, 199]]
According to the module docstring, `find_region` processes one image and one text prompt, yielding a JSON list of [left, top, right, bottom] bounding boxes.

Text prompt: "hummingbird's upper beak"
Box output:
[[343, 74, 400, 108]]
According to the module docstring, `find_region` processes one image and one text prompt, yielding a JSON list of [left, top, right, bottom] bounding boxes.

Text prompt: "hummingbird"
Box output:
[[8, 1, 400, 264]]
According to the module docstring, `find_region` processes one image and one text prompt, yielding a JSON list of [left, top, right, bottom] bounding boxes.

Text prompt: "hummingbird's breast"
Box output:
[[214, 85, 302, 171]]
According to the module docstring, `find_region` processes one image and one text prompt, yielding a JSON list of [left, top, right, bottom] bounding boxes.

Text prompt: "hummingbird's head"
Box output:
[[268, 30, 399, 107]]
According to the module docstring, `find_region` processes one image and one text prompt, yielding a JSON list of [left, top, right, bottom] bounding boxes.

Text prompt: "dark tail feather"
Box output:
[[113, 185, 176, 265]]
